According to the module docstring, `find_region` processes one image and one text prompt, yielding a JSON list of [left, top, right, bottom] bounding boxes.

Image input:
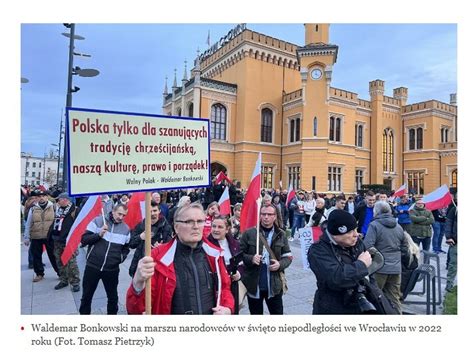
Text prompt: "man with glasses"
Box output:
[[127, 202, 234, 315], [239, 204, 293, 314]]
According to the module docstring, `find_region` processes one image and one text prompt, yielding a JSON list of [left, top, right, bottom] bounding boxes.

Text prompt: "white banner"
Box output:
[[66, 108, 210, 196]]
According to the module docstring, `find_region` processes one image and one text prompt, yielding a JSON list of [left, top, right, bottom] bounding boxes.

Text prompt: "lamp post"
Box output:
[[61, 23, 99, 192]]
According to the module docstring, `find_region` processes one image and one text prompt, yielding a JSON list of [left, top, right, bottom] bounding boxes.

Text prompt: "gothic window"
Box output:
[[383, 129, 394, 172], [210, 103, 227, 140], [416, 127, 423, 149], [188, 103, 194, 117], [261, 108, 273, 143], [451, 169, 457, 188], [409, 128, 416, 150], [355, 124, 363, 147]]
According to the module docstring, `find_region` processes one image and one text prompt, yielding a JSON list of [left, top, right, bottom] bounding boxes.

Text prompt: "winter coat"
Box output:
[[239, 225, 292, 296], [81, 214, 130, 271], [128, 216, 172, 277], [363, 213, 408, 274], [126, 238, 234, 314], [307, 230, 369, 314], [408, 206, 434, 238]]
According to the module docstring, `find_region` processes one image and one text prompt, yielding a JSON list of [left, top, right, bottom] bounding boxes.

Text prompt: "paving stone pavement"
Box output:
[[21, 235, 454, 315]]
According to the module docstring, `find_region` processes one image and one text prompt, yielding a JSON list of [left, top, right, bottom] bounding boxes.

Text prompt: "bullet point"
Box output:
[[21, 326, 24, 331]]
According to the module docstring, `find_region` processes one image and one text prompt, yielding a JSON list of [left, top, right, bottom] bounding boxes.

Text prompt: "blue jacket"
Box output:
[[395, 203, 411, 225]]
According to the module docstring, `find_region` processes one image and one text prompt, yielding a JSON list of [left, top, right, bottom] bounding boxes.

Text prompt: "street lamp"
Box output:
[[61, 23, 100, 192]]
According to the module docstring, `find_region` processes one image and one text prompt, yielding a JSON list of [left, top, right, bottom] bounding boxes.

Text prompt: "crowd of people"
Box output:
[[20, 180, 457, 315]]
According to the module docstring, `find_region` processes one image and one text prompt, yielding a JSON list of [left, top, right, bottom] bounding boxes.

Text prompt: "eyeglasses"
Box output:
[[175, 219, 206, 227]]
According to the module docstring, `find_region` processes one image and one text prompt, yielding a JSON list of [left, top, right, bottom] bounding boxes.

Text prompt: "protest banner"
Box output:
[[298, 226, 322, 270], [66, 107, 210, 196]]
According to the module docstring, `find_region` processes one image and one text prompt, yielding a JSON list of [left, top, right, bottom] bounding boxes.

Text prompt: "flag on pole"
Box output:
[[61, 195, 102, 265], [218, 186, 231, 216], [420, 184, 453, 211], [393, 183, 407, 198], [124, 192, 146, 229], [215, 171, 232, 185], [286, 183, 296, 207], [240, 153, 262, 232]]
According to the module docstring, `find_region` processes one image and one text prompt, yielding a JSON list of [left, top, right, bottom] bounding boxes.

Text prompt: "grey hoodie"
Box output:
[[363, 213, 407, 274]]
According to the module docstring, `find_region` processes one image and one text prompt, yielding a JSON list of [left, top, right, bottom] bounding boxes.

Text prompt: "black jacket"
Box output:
[[308, 230, 369, 314], [128, 216, 172, 277], [81, 214, 130, 272]]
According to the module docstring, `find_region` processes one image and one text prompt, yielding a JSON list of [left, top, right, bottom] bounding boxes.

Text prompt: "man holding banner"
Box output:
[[239, 204, 292, 315], [126, 202, 234, 315]]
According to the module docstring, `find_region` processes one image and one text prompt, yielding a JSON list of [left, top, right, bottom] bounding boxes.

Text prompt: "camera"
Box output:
[[345, 284, 377, 314]]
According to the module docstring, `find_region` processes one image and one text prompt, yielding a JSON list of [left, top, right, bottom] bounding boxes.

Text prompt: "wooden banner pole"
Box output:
[[145, 192, 152, 315]]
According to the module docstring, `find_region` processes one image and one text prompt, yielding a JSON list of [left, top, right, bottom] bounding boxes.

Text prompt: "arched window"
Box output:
[[355, 124, 363, 147], [329, 117, 335, 141], [451, 169, 457, 188], [313, 117, 318, 136], [188, 103, 194, 117], [416, 127, 423, 149], [210, 103, 227, 140], [383, 128, 394, 172], [260, 108, 273, 143]]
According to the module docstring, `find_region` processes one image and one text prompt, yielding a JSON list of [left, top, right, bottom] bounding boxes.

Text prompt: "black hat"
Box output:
[[31, 189, 46, 197], [327, 209, 357, 235]]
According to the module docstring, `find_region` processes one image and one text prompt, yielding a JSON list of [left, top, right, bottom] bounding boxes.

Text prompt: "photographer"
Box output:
[[308, 210, 372, 314]]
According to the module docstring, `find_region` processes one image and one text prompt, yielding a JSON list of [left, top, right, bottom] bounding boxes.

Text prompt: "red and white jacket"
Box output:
[[126, 237, 234, 314]]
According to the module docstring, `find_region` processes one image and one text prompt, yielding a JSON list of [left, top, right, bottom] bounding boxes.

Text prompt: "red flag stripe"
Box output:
[[240, 153, 262, 232], [218, 186, 231, 216], [123, 192, 146, 229], [61, 196, 102, 265]]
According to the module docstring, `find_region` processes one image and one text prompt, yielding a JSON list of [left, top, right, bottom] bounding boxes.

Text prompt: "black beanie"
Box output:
[[327, 209, 357, 235]]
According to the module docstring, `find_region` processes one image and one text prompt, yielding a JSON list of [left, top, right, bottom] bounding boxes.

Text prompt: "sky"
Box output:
[[20, 23, 457, 157]]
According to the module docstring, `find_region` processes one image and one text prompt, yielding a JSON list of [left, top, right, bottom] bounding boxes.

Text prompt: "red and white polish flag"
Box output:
[[215, 171, 232, 185], [421, 184, 453, 211], [124, 192, 146, 229], [286, 183, 296, 207], [393, 183, 407, 198], [61, 195, 102, 265], [218, 186, 231, 216], [240, 152, 262, 232]]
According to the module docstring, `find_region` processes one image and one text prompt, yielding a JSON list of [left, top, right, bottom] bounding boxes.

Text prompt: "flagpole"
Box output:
[[256, 197, 262, 257], [101, 207, 106, 226], [145, 192, 152, 315]]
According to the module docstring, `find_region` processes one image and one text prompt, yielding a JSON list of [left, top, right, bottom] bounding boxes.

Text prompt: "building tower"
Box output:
[[296, 24, 338, 191]]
